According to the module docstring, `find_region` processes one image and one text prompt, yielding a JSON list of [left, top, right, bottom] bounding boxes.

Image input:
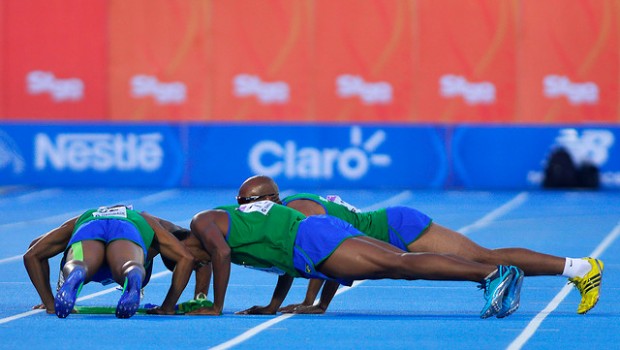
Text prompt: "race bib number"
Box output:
[[238, 200, 275, 215], [92, 205, 129, 218], [325, 195, 361, 213]]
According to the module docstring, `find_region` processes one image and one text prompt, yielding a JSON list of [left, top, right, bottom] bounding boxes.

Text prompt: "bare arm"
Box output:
[[237, 274, 294, 315], [141, 213, 194, 314], [188, 211, 231, 316], [279, 278, 325, 312], [23, 218, 77, 313], [291, 280, 340, 314]]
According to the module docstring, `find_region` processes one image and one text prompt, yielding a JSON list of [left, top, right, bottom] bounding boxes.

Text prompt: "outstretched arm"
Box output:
[[237, 274, 294, 315], [23, 218, 76, 313], [188, 211, 231, 316], [141, 213, 194, 314]]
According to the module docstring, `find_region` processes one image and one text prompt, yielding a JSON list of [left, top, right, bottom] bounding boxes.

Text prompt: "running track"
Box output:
[[1, 187, 618, 349]]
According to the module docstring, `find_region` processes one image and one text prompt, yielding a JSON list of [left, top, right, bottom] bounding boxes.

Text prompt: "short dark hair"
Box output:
[[161, 228, 190, 271]]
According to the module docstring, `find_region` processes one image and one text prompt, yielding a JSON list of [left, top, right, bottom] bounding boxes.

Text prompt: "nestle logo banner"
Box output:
[[0, 124, 184, 187], [35, 133, 163, 172]]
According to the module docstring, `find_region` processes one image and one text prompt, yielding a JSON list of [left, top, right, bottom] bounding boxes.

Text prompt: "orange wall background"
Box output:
[[1, 0, 619, 123]]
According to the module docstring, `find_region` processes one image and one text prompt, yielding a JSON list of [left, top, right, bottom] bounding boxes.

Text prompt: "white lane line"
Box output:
[[0, 189, 180, 232], [460, 192, 528, 235], [0, 271, 171, 325], [210, 280, 366, 350], [507, 220, 620, 350], [15, 189, 64, 203], [0, 255, 22, 264], [0, 188, 61, 206], [209, 191, 524, 350]]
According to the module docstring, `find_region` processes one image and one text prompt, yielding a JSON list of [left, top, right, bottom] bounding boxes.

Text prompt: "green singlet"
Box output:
[[282, 193, 389, 242], [216, 201, 306, 277], [74, 207, 155, 249]]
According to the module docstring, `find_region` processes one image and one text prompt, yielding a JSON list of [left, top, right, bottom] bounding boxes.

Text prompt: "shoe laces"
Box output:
[[478, 278, 491, 298], [568, 273, 600, 295]]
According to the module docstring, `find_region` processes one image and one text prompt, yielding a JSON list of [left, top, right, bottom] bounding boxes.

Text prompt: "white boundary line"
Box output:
[[460, 192, 528, 235], [210, 280, 365, 350], [0, 271, 171, 325], [507, 220, 620, 350], [0, 189, 180, 232], [209, 191, 527, 349], [0, 189, 182, 264], [0, 255, 22, 264]]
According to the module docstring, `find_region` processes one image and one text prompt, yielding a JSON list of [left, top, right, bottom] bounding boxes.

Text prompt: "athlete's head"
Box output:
[[236, 175, 281, 205], [161, 228, 191, 272]]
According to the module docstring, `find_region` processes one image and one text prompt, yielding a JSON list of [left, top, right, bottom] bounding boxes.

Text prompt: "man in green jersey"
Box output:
[[24, 205, 194, 318], [234, 175, 603, 316], [181, 200, 522, 319]]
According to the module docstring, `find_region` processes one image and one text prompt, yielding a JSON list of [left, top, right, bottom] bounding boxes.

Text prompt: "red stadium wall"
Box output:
[[1, 0, 619, 123]]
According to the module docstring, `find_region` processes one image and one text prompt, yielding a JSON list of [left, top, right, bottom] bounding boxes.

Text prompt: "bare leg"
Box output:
[[319, 236, 495, 282], [55, 240, 106, 318], [64, 240, 106, 281], [409, 223, 565, 276], [106, 240, 145, 318], [106, 240, 145, 285]]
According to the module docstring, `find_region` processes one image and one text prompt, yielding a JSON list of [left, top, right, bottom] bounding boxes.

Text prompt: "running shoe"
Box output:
[[496, 266, 524, 318], [568, 257, 604, 314], [54, 266, 85, 318], [115, 270, 143, 319], [479, 265, 515, 319]]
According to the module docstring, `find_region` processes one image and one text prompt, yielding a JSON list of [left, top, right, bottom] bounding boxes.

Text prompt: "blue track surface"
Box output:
[[1, 187, 618, 349]]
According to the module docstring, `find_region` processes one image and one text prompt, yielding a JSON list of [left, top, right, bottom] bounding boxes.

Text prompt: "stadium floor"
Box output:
[[1, 187, 618, 349]]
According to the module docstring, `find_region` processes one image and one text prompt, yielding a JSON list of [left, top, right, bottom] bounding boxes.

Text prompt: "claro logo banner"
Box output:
[[187, 124, 448, 189], [0, 124, 185, 187]]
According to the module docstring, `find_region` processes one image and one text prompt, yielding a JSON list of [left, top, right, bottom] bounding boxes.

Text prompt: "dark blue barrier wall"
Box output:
[[1, 122, 618, 190]]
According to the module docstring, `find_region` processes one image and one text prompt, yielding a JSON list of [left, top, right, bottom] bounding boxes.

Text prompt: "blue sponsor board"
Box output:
[[2, 122, 619, 190], [187, 124, 449, 189], [0, 123, 185, 187], [451, 126, 620, 189]]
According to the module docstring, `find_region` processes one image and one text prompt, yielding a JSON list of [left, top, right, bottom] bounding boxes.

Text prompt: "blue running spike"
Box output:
[[54, 267, 85, 318], [115, 270, 142, 319], [497, 266, 524, 318], [479, 265, 515, 319]]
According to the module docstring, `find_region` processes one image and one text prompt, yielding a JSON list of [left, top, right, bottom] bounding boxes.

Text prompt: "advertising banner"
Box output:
[[0, 123, 186, 187], [413, 0, 517, 123], [2, 0, 107, 120], [2, 1, 620, 123], [452, 126, 620, 189], [108, 0, 213, 121], [2, 122, 619, 190], [517, 0, 619, 123], [187, 124, 448, 189], [208, 1, 312, 122], [312, 0, 416, 122]]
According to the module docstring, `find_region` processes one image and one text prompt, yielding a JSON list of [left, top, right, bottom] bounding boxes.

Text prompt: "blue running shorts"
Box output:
[[293, 215, 364, 286], [65, 219, 148, 285], [386, 206, 432, 251]]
